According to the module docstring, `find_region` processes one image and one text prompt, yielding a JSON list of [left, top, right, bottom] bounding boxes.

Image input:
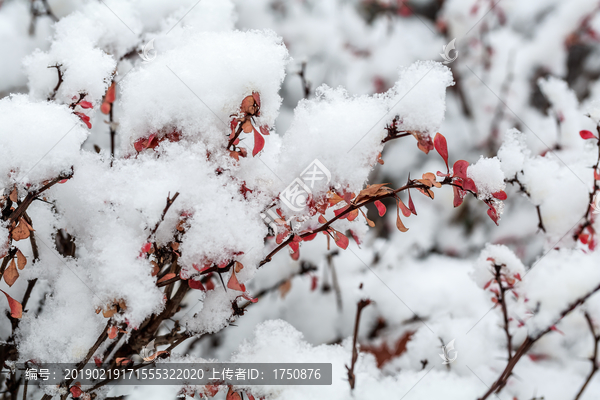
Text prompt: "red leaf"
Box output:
[[580, 130, 597, 140], [311, 276, 318, 291], [289, 241, 299, 253], [580, 233, 590, 244], [100, 102, 111, 115], [252, 127, 265, 157], [188, 279, 205, 290], [453, 186, 465, 207], [74, 112, 91, 129], [205, 279, 215, 291], [79, 101, 93, 109], [492, 191, 507, 200], [227, 387, 242, 400], [434, 133, 449, 171], [0, 290, 22, 318], [374, 200, 386, 217], [70, 386, 82, 398], [318, 215, 327, 224], [487, 206, 499, 225], [397, 198, 411, 217], [107, 326, 118, 339], [350, 229, 362, 246], [105, 83, 116, 103], [332, 229, 349, 249], [290, 248, 300, 260], [133, 138, 145, 152], [453, 160, 469, 179], [408, 190, 417, 215], [260, 125, 270, 136], [302, 232, 317, 241], [141, 243, 152, 253], [241, 293, 258, 303], [595, 170, 600, 181], [157, 273, 176, 284], [252, 92, 261, 109], [94, 357, 102, 368], [227, 271, 246, 292], [462, 177, 478, 193]]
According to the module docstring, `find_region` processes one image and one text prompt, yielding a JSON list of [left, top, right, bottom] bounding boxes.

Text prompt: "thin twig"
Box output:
[[298, 61, 311, 99], [574, 312, 600, 400], [493, 263, 512, 360], [148, 192, 180, 240], [479, 281, 600, 399], [346, 298, 371, 390]]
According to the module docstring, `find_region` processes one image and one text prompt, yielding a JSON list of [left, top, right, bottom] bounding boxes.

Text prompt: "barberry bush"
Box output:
[[2, 0, 600, 399]]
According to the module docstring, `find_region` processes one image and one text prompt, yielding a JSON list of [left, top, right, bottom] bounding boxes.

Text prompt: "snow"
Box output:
[[3, 1, 600, 399], [0, 94, 88, 188]]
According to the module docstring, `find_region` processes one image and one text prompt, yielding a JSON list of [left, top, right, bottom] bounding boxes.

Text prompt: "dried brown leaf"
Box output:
[[16, 249, 27, 270], [11, 219, 30, 241], [9, 188, 18, 202], [103, 304, 117, 318], [4, 259, 19, 286]]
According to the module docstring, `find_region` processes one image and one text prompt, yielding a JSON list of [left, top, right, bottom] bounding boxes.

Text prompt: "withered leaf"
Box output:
[[4, 259, 19, 287], [9, 188, 18, 202], [234, 261, 243, 273], [171, 242, 180, 251], [1, 290, 22, 318], [11, 219, 30, 241], [103, 304, 117, 318], [16, 249, 27, 270], [157, 273, 176, 284], [396, 207, 409, 232]]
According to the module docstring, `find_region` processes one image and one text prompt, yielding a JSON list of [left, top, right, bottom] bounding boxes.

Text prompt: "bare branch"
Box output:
[[346, 298, 371, 390]]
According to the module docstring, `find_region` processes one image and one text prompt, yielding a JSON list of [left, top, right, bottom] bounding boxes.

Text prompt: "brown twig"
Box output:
[[574, 312, 600, 400], [258, 180, 458, 268], [148, 192, 180, 240], [493, 263, 513, 360], [47, 64, 63, 101], [298, 61, 311, 99], [479, 281, 600, 399], [506, 177, 546, 232], [40, 321, 112, 400], [346, 298, 371, 390], [5, 171, 73, 224]]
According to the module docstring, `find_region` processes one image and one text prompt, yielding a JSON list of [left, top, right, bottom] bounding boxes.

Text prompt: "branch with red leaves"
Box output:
[[227, 92, 270, 159], [479, 281, 600, 400], [574, 124, 600, 250]]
